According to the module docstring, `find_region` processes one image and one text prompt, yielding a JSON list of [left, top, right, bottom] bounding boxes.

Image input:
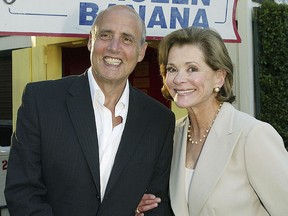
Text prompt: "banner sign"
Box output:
[[0, 0, 241, 42]]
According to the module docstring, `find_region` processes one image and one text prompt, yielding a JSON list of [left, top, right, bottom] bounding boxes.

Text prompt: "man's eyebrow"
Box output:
[[98, 29, 112, 34], [122, 32, 135, 38]]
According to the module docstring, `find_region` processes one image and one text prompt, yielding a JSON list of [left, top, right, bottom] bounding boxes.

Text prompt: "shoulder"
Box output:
[[215, 103, 282, 144], [223, 102, 260, 129], [27, 74, 84, 91], [224, 103, 284, 148], [24, 73, 87, 98], [20, 73, 88, 107]]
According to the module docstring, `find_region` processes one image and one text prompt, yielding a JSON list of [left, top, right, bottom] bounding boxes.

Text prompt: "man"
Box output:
[[5, 5, 175, 216]]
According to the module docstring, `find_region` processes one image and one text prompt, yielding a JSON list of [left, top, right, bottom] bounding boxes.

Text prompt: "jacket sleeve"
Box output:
[[4, 83, 54, 216], [245, 122, 288, 216], [145, 112, 175, 216]]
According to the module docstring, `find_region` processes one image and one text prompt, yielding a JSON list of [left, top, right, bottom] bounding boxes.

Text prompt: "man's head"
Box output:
[[88, 5, 148, 88]]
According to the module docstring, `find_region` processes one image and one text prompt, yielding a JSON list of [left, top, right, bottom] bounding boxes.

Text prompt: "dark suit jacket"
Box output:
[[5, 71, 175, 216]]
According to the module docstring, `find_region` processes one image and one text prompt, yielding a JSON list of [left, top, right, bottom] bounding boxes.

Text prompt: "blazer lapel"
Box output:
[[104, 87, 151, 196], [66, 72, 101, 194], [189, 103, 242, 216], [170, 117, 190, 216]]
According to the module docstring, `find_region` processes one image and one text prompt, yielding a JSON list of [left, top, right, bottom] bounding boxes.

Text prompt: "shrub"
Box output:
[[254, 0, 288, 149]]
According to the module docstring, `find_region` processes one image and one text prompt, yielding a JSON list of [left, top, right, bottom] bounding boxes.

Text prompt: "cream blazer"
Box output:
[[170, 102, 288, 216]]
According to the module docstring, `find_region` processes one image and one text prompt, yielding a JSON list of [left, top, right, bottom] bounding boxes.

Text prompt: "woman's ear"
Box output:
[[215, 69, 226, 87]]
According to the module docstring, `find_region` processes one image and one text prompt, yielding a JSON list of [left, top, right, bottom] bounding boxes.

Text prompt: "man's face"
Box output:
[[88, 7, 147, 87]]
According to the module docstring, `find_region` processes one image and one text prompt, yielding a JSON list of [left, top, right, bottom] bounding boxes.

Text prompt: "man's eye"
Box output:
[[122, 36, 134, 44], [99, 33, 112, 40]]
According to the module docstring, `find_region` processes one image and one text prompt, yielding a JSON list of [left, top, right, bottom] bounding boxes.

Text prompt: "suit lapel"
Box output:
[[104, 87, 150, 196], [66, 72, 101, 194], [189, 103, 242, 216]]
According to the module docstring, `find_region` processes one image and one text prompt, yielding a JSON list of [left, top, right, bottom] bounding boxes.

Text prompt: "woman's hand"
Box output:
[[135, 194, 161, 216]]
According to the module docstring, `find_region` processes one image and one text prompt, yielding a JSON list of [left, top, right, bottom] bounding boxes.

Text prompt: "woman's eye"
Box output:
[[188, 67, 198, 72], [166, 67, 177, 73]]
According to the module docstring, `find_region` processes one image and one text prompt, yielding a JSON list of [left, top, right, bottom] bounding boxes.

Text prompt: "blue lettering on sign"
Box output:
[[191, 0, 210, 5], [193, 9, 209, 28], [172, 0, 189, 4], [148, 6, 167, 28], [138, 5, 146, 22], [151, 0, 169, 3], [78, 2, 210, 30], [79, 2, 99, 25], [170, 7, 189, 29]]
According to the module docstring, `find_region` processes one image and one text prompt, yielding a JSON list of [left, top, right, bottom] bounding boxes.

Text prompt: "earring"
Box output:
[[213, 87, 220, 93]]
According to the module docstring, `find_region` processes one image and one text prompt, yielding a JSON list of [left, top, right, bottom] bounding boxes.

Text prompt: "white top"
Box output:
[[185, 168, 194, 203], [88, 68, 129, 201]]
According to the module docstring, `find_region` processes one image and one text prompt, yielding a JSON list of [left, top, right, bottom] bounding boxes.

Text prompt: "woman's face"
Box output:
[[165, 44, 223, 108]]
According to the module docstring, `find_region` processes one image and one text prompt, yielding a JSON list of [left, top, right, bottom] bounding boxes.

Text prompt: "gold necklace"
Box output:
[[187, 103, 223, 145]]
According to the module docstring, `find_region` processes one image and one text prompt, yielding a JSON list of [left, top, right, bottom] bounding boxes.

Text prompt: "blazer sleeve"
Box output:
[[145, 112, 175, 216], [4, 83, 54, 216], [245, 122, 288, 216]]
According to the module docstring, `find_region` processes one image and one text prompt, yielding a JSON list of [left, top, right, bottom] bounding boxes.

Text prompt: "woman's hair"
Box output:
[[158, 27, 235, 103]]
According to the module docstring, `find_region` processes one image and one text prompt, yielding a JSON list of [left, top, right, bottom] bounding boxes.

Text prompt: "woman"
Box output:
[[136, 27, 288, 216]]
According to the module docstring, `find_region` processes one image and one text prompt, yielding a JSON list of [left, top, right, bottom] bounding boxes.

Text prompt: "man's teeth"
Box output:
[[104, 57, 122, 65]]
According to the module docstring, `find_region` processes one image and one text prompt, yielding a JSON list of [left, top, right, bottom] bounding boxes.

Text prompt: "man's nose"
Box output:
[[107, 37, 121, 52]]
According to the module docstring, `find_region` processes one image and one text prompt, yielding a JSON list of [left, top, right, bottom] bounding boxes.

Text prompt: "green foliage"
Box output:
[[255, 1, 288, 149]]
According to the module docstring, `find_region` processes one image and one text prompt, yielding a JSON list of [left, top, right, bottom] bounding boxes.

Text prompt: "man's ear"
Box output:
[[137, 42, 148, 62], [87, 32, 92, 51]]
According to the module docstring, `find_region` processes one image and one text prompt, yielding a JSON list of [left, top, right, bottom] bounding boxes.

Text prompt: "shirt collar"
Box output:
[[88, 67, 129, 117]]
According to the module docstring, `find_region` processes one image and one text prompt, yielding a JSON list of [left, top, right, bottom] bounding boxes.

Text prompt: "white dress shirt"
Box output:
[[88, 68, 129, 201]]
